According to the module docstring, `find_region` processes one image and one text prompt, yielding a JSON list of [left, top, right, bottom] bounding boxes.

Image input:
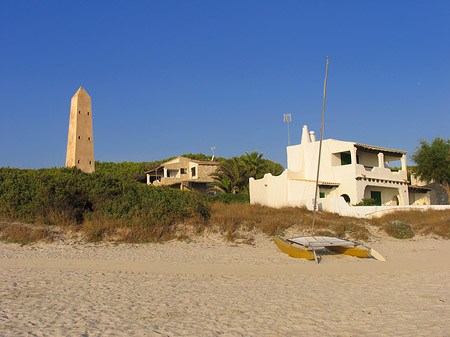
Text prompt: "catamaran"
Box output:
[[275, 57, 385, 263]]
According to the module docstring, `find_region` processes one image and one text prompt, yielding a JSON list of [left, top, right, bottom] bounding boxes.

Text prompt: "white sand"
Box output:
[[1, 234, 449, 336]]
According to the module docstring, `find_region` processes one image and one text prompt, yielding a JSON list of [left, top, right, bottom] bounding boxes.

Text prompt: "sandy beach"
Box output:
[[1, 233, 449, 337]]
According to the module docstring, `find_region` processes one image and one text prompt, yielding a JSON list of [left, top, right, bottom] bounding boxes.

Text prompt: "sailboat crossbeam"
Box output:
[[288, 236, 357, 248]]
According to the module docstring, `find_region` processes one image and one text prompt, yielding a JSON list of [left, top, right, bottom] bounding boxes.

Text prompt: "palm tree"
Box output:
[[212, 152, 284, 194], [211, 157, 246, 194], [241, 151, 264, 179]]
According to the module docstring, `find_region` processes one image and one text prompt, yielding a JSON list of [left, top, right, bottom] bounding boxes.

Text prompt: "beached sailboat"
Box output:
[[275, 57, 385, 263]]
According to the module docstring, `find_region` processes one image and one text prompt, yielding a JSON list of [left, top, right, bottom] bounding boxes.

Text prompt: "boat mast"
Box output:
[[311, 56, 329, 236]]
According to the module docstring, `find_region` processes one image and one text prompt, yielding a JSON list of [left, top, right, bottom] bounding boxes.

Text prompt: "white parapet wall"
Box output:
[[249, 171, 288, 208], [315, 196, 450, 219]]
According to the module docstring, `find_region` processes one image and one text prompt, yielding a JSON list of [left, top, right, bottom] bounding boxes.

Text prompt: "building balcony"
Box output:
[[355, 164, 407, 182]]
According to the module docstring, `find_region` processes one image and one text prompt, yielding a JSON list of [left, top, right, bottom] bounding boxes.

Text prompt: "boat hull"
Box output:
[[327, 245, 371, 258], [274, 237, 315, 260]]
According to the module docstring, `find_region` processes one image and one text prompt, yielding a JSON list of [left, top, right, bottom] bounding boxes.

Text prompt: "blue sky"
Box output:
[[1, 0, 449, 169]]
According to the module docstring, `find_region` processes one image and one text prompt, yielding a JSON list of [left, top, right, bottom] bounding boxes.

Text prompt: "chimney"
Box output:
[[301, 125, 311, 144]]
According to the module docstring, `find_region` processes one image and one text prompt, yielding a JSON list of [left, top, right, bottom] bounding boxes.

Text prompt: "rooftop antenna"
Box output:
[[283, 113, 292, 145], [210, 147, 216, 161]]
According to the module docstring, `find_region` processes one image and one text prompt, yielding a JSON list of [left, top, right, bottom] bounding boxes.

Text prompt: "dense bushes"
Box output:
[[0, 167, 210, 237]]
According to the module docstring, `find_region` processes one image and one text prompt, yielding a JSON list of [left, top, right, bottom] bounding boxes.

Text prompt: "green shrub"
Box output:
[[354, 198, 378, 206], [204, 193, 250, 204], [0, 167, 210, 233], [383, 220, 415, 239]]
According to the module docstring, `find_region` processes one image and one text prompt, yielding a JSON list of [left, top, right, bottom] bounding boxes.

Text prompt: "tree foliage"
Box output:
[[211, 152, 284, 194], [411, 137, 450, 203]]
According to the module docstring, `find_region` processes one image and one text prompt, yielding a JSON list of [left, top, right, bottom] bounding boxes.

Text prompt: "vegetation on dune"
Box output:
[[371, 209, 450, 238], [0, 167, 210, 242], [382, 220, 415, 239], [94, 161, 162, 183], [1, 152, 449, 244]]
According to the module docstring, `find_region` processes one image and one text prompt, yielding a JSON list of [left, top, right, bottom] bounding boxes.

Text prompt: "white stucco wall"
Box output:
[[249, 124, 433, 218], [249, 171, 288, 208]]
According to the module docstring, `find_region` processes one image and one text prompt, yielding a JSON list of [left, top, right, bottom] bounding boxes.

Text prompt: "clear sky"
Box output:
[[1, 0, 449, 169]]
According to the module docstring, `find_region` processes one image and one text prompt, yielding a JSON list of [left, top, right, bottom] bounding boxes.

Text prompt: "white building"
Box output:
[[145, 156, 219, 194], [250, 125, 447, 218]]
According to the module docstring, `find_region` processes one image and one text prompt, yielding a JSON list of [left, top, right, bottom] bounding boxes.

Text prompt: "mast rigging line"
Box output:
[[311, 56, 329, 236]]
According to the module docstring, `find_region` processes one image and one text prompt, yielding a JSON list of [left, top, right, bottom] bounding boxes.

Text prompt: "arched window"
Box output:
[[341, 194, 350, 203]]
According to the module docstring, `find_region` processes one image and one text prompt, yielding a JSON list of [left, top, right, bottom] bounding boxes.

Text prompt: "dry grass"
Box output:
[[209, 203, 370, 241], [1, 205, 449, 245], [0, 222, 54, 245], [79, 214, 204, 243], [371, 209, 450, 238]]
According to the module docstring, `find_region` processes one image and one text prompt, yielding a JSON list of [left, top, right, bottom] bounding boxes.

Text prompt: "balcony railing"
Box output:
[[356, 164, 406, 180]]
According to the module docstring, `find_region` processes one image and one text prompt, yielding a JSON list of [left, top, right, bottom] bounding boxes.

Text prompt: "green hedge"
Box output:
[[0, 167, 209, 227]]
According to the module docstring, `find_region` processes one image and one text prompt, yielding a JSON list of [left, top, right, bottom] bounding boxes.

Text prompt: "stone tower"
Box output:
[[65, 87, 95, 173]]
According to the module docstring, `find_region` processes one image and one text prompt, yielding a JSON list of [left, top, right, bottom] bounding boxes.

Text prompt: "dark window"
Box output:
[[191, 167, 196, 177], [370, 191, 382, 206], [341, 194, 350, 203], [341, 152, 351, 165], [319, 192, 325, 198], [180, 168, 187, 174], [78, 111, 81, 114], [78, 136, 80, 139], [88, 137, 90, 140], [87, 112, 90, 115], [77, 160, 80, 164]]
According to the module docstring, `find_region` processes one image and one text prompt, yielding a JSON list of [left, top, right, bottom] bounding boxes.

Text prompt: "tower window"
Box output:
[[89, 161, 92, 165], [78, 111, 81, 114], [78, 136, 80, 139], [87, 112, 90, 115], [88, 137, 90, 140], [77, 160, 80, 164]]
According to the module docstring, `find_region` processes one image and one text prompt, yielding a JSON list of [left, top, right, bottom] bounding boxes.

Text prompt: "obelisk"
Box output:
[[65, 87, 95, 173]]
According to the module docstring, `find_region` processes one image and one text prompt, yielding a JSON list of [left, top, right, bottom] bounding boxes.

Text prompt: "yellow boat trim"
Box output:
[[274, 237, 315, 260], [327, 245, 371, 258]]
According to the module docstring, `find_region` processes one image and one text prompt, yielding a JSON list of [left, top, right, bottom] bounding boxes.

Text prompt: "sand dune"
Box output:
[[1, 234, 449, 336]]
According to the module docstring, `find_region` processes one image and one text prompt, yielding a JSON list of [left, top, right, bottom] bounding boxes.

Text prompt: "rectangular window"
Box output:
[[319, 192, 325, 198], [341, 152, 352, 165], [180, 168, 187, 174], [191, 167, 196, 177], [167, 169, 178, 178], [370, 191, 382, 206]]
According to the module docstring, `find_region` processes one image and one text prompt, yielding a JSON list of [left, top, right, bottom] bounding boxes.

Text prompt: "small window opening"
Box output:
[[78, 111, 81, 114], [191, 167, 196, 177], [89, 161, 92, 165], [88, 137, 90, 140], [78, 136, 80, 139], [87, 112, 90, 115], [77, 160, 80, 164], [319, 192, 325, 198], [341, 152, 352, 165]]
